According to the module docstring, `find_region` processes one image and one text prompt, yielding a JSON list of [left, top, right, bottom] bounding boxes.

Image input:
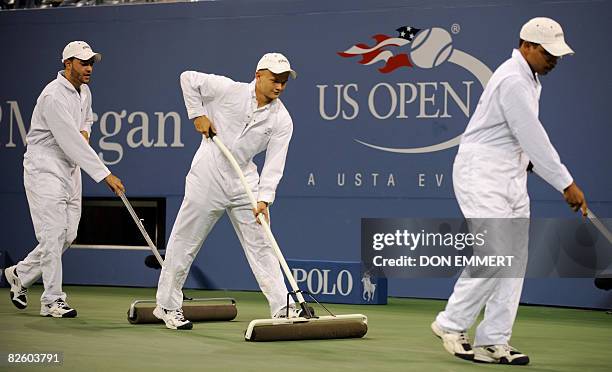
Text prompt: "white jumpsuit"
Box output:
[[156, 72, 294, 316], [436, 50, 573, 346], [17, 72, 110, 305]]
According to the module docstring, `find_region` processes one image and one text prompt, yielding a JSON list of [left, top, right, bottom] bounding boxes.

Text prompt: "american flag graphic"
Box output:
[[338, 26, 421, 74]]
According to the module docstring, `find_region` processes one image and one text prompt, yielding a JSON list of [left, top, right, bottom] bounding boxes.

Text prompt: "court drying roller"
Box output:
[[119, 191, 237, 324], [210, 133, 368, 341]]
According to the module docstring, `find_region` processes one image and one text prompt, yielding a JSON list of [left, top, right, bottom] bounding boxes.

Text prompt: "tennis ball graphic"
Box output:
[[410, 28, 454, 69]]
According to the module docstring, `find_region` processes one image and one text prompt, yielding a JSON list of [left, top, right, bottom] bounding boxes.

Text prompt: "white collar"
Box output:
[[56, 71, 82, 93], [512, 49, 540, 87], [250, 79, 273, 111]]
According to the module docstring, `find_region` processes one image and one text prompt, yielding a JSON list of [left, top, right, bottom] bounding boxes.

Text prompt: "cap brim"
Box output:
[[73, 51, 102, 63], [267, 67, 297, 79], [542, 41, 574, 57]]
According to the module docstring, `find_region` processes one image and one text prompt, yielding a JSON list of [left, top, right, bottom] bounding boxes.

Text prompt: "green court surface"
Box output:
[[0, 286, 610, 371]]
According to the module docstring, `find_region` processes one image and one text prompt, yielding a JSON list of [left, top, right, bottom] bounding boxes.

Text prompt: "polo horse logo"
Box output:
[[361, 272, 376, 302]]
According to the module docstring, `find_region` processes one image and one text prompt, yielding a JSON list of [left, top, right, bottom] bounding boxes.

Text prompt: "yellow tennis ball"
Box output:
[[410, 28, 454, 69]]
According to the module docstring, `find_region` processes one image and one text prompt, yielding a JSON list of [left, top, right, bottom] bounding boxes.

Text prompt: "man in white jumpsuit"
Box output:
[[3, 41, 125, 318], [431, 18, 587, 364], [154, 53, 299, 330]]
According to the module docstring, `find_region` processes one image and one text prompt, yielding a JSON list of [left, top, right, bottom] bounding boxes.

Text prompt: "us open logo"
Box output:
[[334, 25, 494, 154]]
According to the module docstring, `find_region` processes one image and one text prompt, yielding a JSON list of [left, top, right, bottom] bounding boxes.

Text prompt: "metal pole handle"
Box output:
[[211, 136, 307, 305], [586, 208, 612, 245], [119, 191, 165, 267]]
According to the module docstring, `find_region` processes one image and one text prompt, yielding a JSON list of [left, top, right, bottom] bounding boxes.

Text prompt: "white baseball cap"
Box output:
[[520, 17, 574, 57], [62, 41, 102, 63], [256, 53, 297, 79]]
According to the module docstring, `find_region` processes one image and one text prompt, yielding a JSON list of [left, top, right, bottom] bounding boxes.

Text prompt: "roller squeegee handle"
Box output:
[[586, 208, 612, 245], [529, 170, 610, 244], [211, 135, 307, 305], [118, 191, 165, 267]]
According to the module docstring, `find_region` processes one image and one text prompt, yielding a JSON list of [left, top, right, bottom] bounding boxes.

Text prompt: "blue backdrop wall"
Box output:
[[0, 0, 610, 308]]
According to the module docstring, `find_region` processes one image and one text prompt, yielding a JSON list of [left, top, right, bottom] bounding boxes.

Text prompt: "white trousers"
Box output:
[[436, 145, 530, 346], [17, 148, 82, 305], [156, 143, 291, 316]]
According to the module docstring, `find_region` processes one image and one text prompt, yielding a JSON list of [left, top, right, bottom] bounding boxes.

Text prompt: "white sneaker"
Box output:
[[273, 305, 315, 319], [153, 306, 193, 330], [474, 344, 530, 365], [40, 299, 77, 318], [4, 265, 28, 309], [431, 321, 474, 361]]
